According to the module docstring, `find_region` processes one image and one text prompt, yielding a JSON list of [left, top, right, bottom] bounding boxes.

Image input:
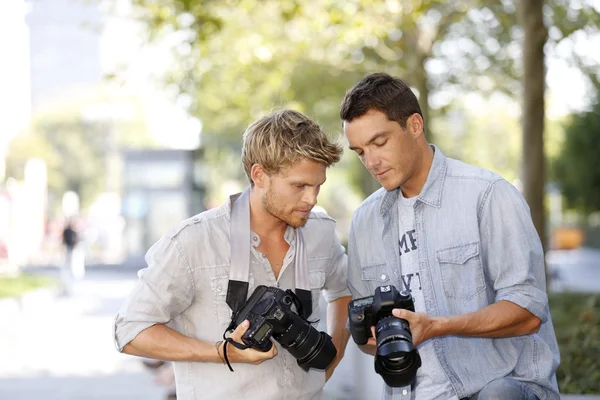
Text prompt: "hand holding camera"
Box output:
[[391, 307, 436, 348], [222, 319, 278, 365], [225, 285, 337, 371], [348, 285, 422, 387]]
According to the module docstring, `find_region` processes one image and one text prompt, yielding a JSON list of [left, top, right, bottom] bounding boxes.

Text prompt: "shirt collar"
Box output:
[[380, 144, 447, 216], [250, 226, 296, 248]]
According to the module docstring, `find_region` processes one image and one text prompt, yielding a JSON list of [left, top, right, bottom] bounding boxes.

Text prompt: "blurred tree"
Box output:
[[6, 114, 106, 211], [122, 0, 600, 202], [5, 94, 155, 212], [553, 98, 600, 215], [518, 0, 547, 250]]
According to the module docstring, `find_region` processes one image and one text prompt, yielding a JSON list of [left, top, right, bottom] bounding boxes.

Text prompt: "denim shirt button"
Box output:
[[216, 285, 223, 292], [402, 389, 408, 396], [380, 274, 387, 280]]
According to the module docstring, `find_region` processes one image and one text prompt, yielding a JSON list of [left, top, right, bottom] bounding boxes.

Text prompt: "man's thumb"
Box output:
[[230, 319, 250, 341]]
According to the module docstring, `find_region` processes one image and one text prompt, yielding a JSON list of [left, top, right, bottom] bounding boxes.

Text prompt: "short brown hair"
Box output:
[[340, 72, 423, 129], [241, 109, 342, 184]]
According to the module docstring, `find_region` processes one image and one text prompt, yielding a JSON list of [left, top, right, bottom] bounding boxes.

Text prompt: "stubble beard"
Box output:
[[263, 187, 308, 228]]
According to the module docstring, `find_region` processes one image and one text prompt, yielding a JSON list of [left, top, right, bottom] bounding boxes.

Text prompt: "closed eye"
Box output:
[[374, 140, 388, 147]]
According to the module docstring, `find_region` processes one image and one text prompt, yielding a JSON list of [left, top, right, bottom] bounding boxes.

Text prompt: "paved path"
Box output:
[[2, 267, 599, 399], [0, 269, 168, 400]]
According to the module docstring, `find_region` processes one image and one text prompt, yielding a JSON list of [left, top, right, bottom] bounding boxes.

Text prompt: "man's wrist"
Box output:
[[215, 340, 226, 364], [431, 315, 450, 338]]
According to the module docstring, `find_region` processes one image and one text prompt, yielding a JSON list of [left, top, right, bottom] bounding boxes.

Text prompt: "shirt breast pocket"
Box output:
[[437, 242, 485, 300], [360, 263, 391, 294], [308, 269, 326, 322], [209, 274, 255, 327]]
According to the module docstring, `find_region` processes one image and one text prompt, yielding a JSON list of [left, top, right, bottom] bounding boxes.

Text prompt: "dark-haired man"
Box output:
[[341, 73, 560, 400]]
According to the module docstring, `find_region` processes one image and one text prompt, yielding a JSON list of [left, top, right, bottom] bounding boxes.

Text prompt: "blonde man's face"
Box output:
[[262, 159, 327, 228]]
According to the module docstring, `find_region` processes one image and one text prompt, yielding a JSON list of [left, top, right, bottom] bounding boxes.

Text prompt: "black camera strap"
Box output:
[[227, 187, 312, 319]]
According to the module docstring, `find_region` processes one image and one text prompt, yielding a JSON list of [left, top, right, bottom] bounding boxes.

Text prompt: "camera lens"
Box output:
[[275, 313, 337, 371], [374, 316, 421, 387]]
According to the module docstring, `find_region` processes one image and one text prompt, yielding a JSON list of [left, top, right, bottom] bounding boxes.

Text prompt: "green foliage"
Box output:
[[6, 113, 107, 209], [0, 274, 54, 298], [553, 99, 600, 215], [550, 292, 600, 393], [117, 0, 600, 199]]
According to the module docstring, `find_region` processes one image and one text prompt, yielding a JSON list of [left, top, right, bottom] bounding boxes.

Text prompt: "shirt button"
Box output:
[[252, 236, 258, 242], [381, 274, 387, 280], [402, 389, 408, 395], [262, 254, 267, 258], [216, 285, 222, 292], [193, 217, 199, 222]]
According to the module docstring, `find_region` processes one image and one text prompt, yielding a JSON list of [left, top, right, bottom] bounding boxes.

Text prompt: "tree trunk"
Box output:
[[518, 1, 548, 252], [414, 65, 432, 143]]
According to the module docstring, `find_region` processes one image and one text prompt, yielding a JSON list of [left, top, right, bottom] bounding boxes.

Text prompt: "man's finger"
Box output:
[[269, 342, 278, 357], [392, 308, 408, 319]]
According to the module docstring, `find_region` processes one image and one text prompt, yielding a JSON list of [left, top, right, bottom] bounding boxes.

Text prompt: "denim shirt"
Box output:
[[347, 146, 560, 400], [114, 194, 350, 400]]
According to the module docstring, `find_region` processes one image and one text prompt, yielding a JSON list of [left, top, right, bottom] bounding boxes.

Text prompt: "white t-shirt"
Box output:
[[398, 192, 458, 400]]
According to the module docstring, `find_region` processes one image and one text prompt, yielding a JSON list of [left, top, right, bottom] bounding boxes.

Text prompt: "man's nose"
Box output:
[[303, 189, 318, 207], [364, 151, 380, 170]]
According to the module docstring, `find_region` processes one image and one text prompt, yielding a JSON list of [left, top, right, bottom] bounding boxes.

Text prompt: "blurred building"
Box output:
[[0, 0, 31, 179], [121, 149, 206, 265], [26, 0, 102, 111]]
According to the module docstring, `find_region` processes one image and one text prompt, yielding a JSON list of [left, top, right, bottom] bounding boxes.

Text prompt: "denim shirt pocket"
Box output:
[[210, 274, 255, 327], [437, 242, 485, 300], [360, 263, 391, 294]]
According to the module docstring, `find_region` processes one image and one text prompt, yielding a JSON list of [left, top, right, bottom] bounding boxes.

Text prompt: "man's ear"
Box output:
[[251, 164, 269, 189], [407, 113, 424, 139]]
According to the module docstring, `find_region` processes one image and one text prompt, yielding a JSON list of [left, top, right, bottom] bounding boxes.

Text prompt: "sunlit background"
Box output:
[[1, 0, 599, 398]]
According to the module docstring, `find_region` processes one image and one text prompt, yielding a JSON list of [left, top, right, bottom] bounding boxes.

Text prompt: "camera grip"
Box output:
[[348, 308, 372, 345]]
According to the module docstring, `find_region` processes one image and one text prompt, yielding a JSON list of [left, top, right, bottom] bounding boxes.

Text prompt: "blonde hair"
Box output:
[[242, 109, 342, 184]]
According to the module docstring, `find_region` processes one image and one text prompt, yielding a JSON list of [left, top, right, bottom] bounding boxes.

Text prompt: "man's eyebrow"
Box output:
[[348, 131, 390, 151], [291, 177, 327, 186]]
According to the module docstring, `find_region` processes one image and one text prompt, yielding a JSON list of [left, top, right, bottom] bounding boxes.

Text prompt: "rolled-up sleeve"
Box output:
[[113, 235, 194, 351], [479, 179, 549, 323], [322, 229, 351, 303]]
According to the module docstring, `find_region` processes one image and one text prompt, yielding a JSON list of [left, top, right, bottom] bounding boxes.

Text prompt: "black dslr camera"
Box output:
[[348, 285, 421, 387], [230, 285, 337, 371]]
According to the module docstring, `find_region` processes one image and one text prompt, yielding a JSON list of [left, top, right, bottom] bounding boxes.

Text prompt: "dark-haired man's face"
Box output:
[[262, 159, 326, 228], [344, 109, 420, 192]]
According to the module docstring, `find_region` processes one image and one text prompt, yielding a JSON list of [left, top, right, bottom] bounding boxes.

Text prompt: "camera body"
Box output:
[[230, 285, 336, 371], [348, 285, 415, 344], [348, 285, 421, 387]]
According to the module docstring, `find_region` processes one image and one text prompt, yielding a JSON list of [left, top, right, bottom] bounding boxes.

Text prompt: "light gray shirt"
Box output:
[[348, 146, 560, 400], [113, 194, 351, 400], [397, 192, 457, 400]]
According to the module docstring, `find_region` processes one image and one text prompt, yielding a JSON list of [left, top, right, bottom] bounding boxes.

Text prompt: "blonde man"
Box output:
[[114, 110, 352, 400]]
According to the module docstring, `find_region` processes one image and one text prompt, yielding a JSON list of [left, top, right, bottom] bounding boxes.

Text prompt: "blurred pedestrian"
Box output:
[[60, 220, 78, 295], [341, 73, 560, 400], [61, 219, 85, 294]]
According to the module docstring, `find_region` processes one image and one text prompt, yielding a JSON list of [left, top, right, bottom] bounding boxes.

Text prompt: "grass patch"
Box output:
[[550, 292, 600, 394], [0, 273, 54, 298]]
